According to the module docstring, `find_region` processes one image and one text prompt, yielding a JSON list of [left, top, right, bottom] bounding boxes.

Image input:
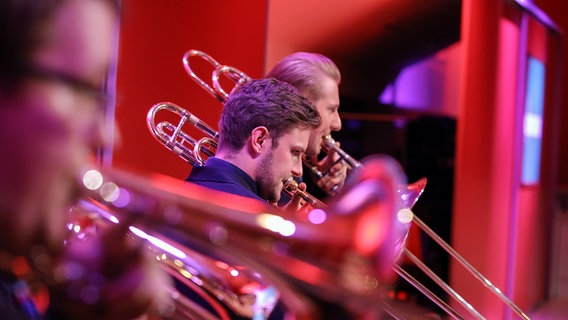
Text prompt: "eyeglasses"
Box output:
[[25, 66, 108, 107]]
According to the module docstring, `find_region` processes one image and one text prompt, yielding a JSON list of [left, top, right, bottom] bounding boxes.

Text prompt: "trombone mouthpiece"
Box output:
[[320, 135, 363, 172], [282, 177, 326, 208], [321, 135, 336, 152]]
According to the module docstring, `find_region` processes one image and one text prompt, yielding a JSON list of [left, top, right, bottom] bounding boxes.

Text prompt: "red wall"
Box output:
[[113, 0, 268, 179], [452, 1, 558, 316], [534, 0, 568, 187]]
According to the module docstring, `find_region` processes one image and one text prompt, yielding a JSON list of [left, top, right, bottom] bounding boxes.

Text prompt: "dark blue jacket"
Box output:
[[186, 157, 264, 202]]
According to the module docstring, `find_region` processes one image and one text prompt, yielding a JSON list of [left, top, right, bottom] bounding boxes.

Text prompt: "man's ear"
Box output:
[[250, 126, 269, 155]]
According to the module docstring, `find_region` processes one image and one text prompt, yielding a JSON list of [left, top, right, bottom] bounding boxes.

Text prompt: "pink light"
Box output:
[[308, 209, 327, 224]]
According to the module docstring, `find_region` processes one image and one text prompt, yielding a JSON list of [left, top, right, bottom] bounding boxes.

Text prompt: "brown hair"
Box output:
[[218, 78, 321, 152]]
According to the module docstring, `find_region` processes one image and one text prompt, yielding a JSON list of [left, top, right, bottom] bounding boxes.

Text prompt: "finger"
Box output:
[[318, 151, 340, 170], [327, 161, 346, 176], [286, 182, 309, 212], [316, 178, 336, 195], [318, 173, 346, 195], [289, 189, 306, 212], [316, 175, 331, 190]]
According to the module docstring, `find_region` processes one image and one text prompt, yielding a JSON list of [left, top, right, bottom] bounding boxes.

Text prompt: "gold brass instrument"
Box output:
[[314, 146, 531, 319], [308, 135, 364, 193], [212, 65, 252, 101], [282, 177, 327, 209], [182, 49, 223, 102], [183, 50, 251, 103], [179, 49, 532, 319], [330, 154, 531, 318], [71, 160, 407, 319], [146, 101, 218, 166], [313, 135, 363, 179]]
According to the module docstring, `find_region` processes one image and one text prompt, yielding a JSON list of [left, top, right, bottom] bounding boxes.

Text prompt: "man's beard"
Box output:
[[255, 150, 280, 203]]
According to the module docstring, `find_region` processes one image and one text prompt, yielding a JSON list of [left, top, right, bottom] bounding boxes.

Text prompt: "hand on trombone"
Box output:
[[278, 181, 312, 213], [305, 139, 349, 197]]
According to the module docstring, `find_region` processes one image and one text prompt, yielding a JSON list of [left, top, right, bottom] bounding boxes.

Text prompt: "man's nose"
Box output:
[[330, 112, 342, 131], [291, 161, 303, 177]]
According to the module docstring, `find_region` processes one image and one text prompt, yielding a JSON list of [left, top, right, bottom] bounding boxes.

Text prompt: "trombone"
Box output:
[[178, 49, 532, 319], [183, 50, 251, 103]]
